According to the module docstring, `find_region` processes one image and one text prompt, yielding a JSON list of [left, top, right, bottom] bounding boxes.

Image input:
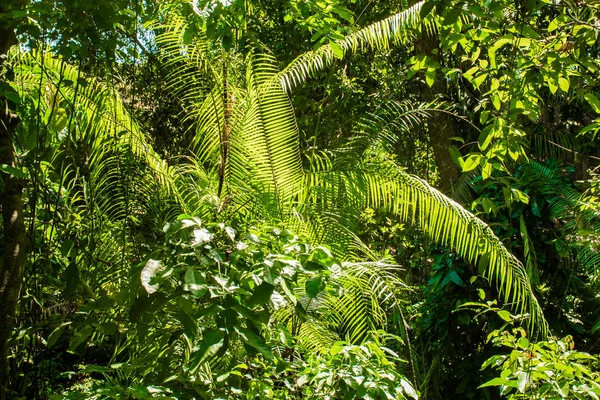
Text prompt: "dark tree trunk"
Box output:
[[0, 4, 27, 398], [416, 33, 461, 193]]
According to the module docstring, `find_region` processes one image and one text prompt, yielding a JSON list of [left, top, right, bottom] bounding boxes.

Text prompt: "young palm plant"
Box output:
[[152, 1, 546, 334]]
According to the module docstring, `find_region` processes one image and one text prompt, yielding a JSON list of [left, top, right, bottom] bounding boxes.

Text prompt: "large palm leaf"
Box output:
[[150, 4, 546, 332]]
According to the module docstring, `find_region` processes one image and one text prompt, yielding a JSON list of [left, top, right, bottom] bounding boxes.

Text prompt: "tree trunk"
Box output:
[[0, 5, 26, 398], [416, 33, 461, 193]]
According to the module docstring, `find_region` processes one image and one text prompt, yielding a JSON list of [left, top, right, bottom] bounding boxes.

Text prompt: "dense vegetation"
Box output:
[[1, 0, 599, 398]]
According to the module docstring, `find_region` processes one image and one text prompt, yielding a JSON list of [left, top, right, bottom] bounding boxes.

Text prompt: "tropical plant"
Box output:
[[150, 0, 546, 334], [481, 328, 600, 399]]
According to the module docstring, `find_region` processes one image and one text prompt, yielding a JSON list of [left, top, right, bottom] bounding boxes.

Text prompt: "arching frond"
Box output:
[[278, 1, 428, 91], [12, 50, 177, 195], [298, 162, 545, 332], [522, 161, 600, 276]]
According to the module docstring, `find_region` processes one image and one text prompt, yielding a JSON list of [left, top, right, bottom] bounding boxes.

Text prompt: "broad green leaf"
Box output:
[[490, 93, 501, 111], [129, 295, 152, 322], [247, 281, 274, 307], [482, 161, 493, 180], [236, 327, 274, 360], [511, 189, 529, 204], [263, 262, 280, 285], [420, 1, 435, 19], [96, 321, 118, 335], [68, 325, 94, 354], [449, 145, 463, 167], [584, 93, 600, 114], [548, 17, 560, 32], [49, 108, 68, 131], [473, 73, 488, 89], [47, 322, 71, 347], [309, 246, 334, 267], [462, 154, 482, 172], [449, 270, 465, 287], [175, 309, 197, 340], [442, 8, 461, 26], [278, 326, 294, 346], [191, 329, 224, 371], [425, 68, 436, 87], [558, 76, 569, 92], [330, 41, 344, 60], [478, 288, 486, 300], [400, 378, 419, 400], [184, 269, 207, 298], [63, 263, 79, 299], [479, 377, 513, 388], [305, 277, 325, 298], [497, 310, 512, 322], [0, 164, 28, 178], [141, 259, 163, 294]]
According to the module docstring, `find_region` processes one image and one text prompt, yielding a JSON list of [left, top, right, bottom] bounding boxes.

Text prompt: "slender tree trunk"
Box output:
[[0, 5, 26, 398], [218, 56, 232, 199], [416, 33, 461, 193]]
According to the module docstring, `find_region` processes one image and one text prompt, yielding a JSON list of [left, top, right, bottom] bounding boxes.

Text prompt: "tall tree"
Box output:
[[0, 2, 28, 398]]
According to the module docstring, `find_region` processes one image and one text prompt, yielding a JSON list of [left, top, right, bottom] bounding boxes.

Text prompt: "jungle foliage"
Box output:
[[0, 0, 599, 399]]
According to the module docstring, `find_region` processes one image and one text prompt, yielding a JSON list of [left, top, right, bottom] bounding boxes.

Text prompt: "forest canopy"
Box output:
[[0, 0, 599, 399]]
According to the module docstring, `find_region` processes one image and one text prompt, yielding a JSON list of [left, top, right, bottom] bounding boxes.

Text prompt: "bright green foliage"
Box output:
[[3, 0, 600, 398], [295, 341, 418, 399], [53, 218, 415, 399], [150, 5, 545, 332], [482, 328, 600, 399]]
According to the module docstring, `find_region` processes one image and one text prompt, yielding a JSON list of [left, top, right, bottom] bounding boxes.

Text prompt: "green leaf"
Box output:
[[332, 7, 354, 23], [479, 377, 511, 388], [49, 108, 68, 132], [481, 160, 493, 180], [175, 309, 197, 340], [530, 197, 541, 217], [47, 322, 71, 347], [278, 326, 293, 346], [305, 277, 325, 298], [558, 76, 569, 92], [129, 296, 152, 322], [420, 1, 435, 19], [490, 93, 501, 110], [462, 154, 481, 172], [515, 371, 529, 393], [400, 378, 419, 400], [584, 93, 600, 114], [247, 281, 274, 307], [69, 325, 94, 354], [478, 288, 485, 300], [236, 327, 274, 361], [511, 189, 529, 204], [310, 246, 334, 267], [182, 27, 194, 45], [295, 301, 309, 320], [449, 145, 463, 167], [497, 310, 513, 322], [191, 329, 224, 371], [548, 17, 560, 33], [0, 164, 28, 179], [63, 263, 80, 299], [263, 262, 280, 285], [473, 73, 488, 89], [425, 68, 436, 87], [449, 270, 465, 287], [442, 8, 461, 26], [96, 321, 118, 335], [184, 269, 207, 298], [330, 42, 344, 60]]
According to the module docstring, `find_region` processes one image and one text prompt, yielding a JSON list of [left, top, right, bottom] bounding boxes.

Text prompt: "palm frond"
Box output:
[[278, 1, 427, 91]]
